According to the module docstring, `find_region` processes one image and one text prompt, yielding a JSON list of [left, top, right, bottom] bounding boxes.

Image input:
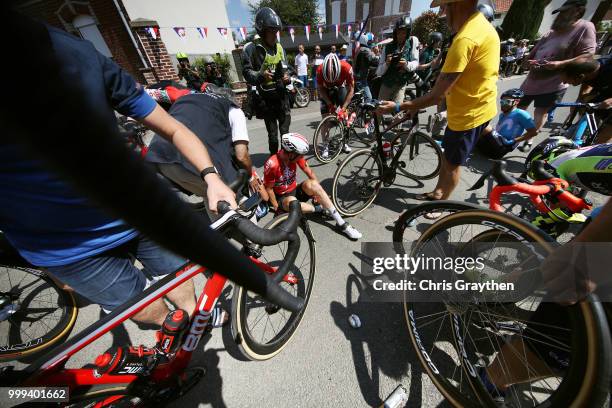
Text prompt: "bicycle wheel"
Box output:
[[313, 116, 344, 163], [232, 216, 316, 360], [332, 148, 383, 217], [396, 131, 442, 180], [295, 87, 310, 108], [0, 264, 77, 361], [392, 200, 480, 245], [406, 210, 611, 407]]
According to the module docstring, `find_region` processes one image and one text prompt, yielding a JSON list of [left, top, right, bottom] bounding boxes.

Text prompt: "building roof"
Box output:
[[494, 0, 513, 14]]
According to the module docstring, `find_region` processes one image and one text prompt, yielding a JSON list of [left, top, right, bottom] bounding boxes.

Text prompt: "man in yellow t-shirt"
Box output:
[[378, 0, 499, 208]]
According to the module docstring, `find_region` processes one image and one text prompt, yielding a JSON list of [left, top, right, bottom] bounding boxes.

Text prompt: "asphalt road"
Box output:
[[3, 76, 607, 408]]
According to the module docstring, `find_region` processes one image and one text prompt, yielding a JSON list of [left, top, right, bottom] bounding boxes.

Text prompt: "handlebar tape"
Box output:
[[1, 12, 303, 312]]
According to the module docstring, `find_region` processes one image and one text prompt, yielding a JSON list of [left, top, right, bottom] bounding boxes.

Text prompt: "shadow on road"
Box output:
[[329, 265, 427, 407]]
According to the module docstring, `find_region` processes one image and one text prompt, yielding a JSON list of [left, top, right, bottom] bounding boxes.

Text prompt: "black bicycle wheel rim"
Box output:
[[398, 131, 442, 180], [232, 217, 315, 358], [410, 210, 610, 407], [0, 264, 77, 360], [314, 116, 344, 163], [332, 148, 382, 217]]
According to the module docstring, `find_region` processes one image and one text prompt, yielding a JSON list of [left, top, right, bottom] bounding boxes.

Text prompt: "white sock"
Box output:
[[328, 207, 345, 225]]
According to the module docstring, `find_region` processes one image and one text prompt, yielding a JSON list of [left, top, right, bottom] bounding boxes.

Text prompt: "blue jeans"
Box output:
[[298, 75, 308, 88], [47, 235, 187, 311], [356, 80, 372, 102]]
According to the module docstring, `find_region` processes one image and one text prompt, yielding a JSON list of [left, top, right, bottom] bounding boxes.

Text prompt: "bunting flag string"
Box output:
[[217, 27, 228, 40], [289, 27, 295, 43], [146, 27, 159, 39], [196, 27, 207, 39], [239, 27, 248, 41], [150, 20, 372, 43], [173, 27, 187, 40]]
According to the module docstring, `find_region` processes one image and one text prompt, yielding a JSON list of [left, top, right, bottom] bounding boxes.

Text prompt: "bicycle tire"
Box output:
[[392, 200, 480, 245], [231, 216, 316, 360], [396, 131, 442, 180], [406, 210, 611, 407], [0, 264, 77, 361], [313, 116, 345, 163], [331, 148, 383, 217], [295, 88, 310, 108]]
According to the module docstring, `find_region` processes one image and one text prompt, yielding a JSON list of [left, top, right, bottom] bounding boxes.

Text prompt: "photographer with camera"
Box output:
[[376, 16, 431, 105], [241, 7, 291, 155]]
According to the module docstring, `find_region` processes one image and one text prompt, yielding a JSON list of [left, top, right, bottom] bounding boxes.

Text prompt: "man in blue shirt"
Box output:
[[477, 88, 538, 159], [0, 22, 237, 325]]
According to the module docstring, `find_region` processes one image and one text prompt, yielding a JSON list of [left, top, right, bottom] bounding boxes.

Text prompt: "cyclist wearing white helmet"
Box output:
[[263, 133, 363, 240], [316, 53, 355, 118]]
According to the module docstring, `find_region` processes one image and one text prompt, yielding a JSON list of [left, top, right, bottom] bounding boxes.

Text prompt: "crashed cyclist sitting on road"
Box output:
[[263, 133, 363, 240], [476, 88, 538, 159]]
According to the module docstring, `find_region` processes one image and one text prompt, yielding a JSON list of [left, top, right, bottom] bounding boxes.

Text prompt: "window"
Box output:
[[73, 15, 112, 57], [384, 0, 401, 16], [332, 0, 341, 24], [347, 0, 356, 23]]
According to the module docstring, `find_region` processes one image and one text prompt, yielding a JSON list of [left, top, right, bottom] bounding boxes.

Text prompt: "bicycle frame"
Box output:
[[371, 111, 420, 175], [15, 212, 291, 395], [554, 102, 600, 146]]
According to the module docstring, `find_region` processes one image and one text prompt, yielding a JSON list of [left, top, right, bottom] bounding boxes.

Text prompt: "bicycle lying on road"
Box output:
[[331, 101, 442, 217], [0, 177, 316, 406]]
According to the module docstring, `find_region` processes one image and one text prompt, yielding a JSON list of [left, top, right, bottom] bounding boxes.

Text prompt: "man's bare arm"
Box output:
[[377, 72, 461, 114]]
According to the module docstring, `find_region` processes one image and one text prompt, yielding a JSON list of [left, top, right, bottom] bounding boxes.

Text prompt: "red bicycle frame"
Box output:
[[488, 178, 592, 214], [18, 241, 294, 395]]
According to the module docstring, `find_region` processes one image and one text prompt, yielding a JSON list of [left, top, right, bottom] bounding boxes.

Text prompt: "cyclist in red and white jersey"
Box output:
[[316, 53, 356, 119], [264, 133, 362, 240], [316, 53, 356, 157]]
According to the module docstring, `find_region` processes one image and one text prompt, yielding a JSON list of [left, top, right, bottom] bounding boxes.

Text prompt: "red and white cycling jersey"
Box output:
[[263, 152, 307, 195], [316, 60, 354, 89]]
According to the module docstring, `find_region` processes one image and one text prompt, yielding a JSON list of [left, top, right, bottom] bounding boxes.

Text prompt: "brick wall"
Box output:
[[17, 0, 146, 83], [134, 26, 179, 83]]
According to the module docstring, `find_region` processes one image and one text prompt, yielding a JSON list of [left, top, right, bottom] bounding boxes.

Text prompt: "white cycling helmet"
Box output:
[[322, 53, 341, 83], [281, 133, 309, 155]]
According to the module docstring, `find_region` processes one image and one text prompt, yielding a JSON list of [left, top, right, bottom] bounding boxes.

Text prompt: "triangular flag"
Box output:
[[304, 25, 310, 42], [147, 27, 157, 40], [173, 27, 187, 40], [318, 26, 323, 40], [289, 27, 295, 43], [239, 27, 248, 41], [334, 24, 339, 39], [196, 27, 208, 39], [217, 27, 228, 40]]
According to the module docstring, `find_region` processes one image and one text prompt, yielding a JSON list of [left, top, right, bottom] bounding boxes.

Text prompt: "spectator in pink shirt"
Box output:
[[517, 0, 596, 152]]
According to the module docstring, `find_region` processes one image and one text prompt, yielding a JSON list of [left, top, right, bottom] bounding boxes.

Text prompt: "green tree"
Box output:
[[500, 0, 552, 40], [248, 0, 321, 27], [412, 10, 449, 45]]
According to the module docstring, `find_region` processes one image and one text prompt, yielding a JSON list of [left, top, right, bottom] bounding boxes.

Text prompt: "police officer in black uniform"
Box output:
[[241, 7, 291, 155]]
